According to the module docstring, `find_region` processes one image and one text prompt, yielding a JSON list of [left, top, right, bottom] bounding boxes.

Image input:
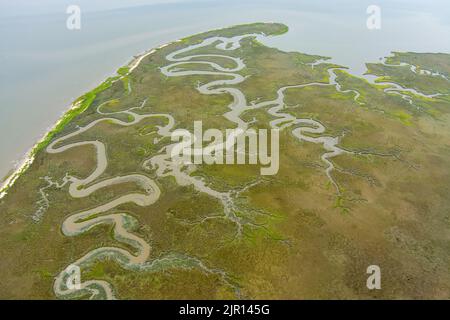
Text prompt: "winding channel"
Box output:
[[51, 34, 264, 300]]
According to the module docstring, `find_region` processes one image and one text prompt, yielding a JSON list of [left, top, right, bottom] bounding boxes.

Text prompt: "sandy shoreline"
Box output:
[[0, 23, 279, 199], [0, 40, 179, 200]]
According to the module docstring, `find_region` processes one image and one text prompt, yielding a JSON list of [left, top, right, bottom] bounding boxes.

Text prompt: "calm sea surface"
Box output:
[[1, 0, 449, 179]]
